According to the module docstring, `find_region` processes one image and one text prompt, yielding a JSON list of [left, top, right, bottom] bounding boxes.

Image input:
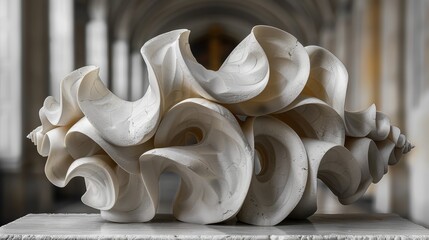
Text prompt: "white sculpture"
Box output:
[[28, 25, 413, 226]]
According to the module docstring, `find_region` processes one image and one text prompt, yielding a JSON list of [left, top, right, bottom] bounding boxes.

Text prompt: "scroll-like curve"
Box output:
[[101, 166, 154, 222], [43, 66, 97, 126], [342, 137, 384, 204], [65, 117, 153, 174], [223, 26, 310, 116], [367, 112, 391, 141], [344, 105, 377, 137], [289, 139, 361, 219], [67, 155, 119, 210], [275, 95, 345, 145], [301, 46, 348, 120], [179, 29, 269, 104], [35, 125, 119, 211], [77, 67, 160, 147], [139, 98, 253, 224], [237, 116, 308, 226]]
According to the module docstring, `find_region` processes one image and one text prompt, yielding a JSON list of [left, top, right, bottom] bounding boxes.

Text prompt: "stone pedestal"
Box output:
[[1, 213, 428, 239]]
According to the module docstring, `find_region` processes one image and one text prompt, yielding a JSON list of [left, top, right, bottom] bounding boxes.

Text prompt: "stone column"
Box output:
[[1, 0, 53, 225], [0, 0, 22, 169], [350, 0, 381, 111], [373, 0, 408, 216], [86, 0, 108, 84], [48, 0, 74, 99], [333, 0, 357, 111], [406, 0, 429, 227], [409, 94, 429, 228]]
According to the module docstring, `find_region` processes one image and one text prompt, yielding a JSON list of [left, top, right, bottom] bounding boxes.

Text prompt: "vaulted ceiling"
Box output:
[[104, 0, 343, 50]]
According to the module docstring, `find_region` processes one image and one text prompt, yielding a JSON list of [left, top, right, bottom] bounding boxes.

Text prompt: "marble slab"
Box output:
[[1, 213, 428, 240]]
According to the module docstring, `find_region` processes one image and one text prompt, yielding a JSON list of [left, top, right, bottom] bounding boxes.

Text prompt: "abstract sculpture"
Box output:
[[28, 25, 413, 226]]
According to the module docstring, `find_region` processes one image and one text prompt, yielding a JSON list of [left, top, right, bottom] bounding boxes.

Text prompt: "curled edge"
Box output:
[[139, 98, 253, 224], [67, 155, 119, 210], [275, 95, 345, 145], [77, 68, 160, 147], [367, 112, 391, 141], [344, 105, 376, 137], [224, 25, 310, 116], [65, 117, 153, 174], [342, 137, 384, 204], [301, 46, 348, 120], [101, 166, 154, 222], [237, 116, 308, 226], [43, 66, 97, 126], [38, 126, 119, 210], [289, 139, 361, 219], [179, 28, 269, 104]]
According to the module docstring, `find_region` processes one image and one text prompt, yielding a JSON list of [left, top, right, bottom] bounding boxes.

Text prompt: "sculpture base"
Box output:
[[1, 213, 428, 239]]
